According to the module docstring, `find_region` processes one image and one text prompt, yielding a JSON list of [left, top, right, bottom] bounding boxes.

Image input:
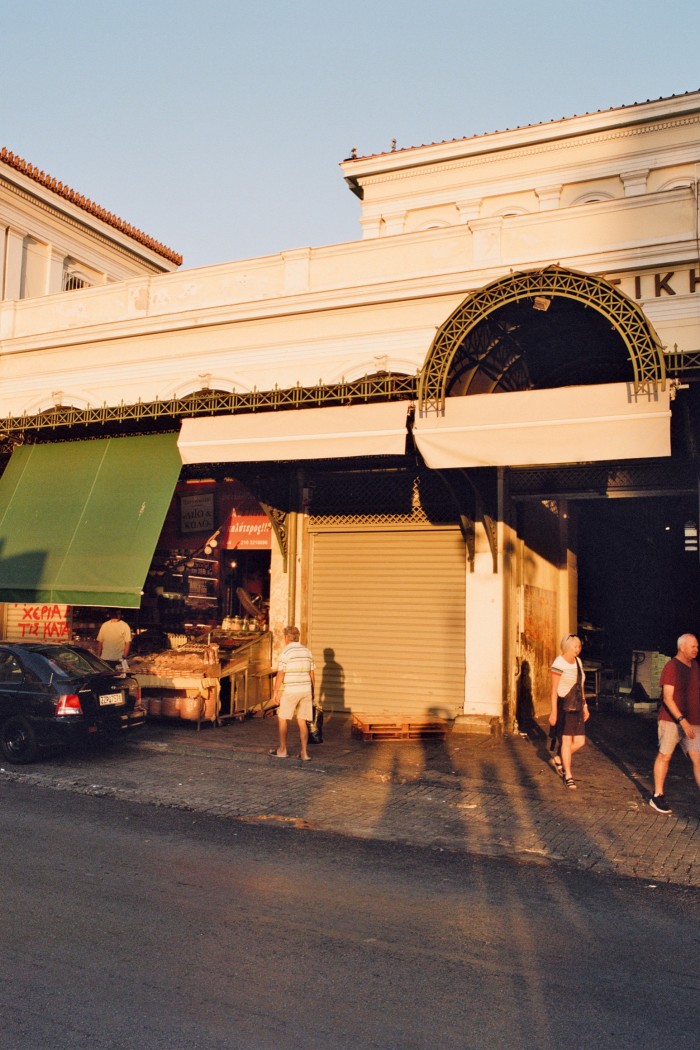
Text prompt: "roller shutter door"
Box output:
[[308, 528, 465, 721]]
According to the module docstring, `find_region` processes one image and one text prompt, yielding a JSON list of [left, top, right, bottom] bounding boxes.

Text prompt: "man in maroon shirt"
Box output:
[[649, 633, 700, 814]]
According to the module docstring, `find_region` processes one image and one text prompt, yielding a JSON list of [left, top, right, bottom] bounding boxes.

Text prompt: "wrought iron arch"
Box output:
[[419, 265, 666, 411]]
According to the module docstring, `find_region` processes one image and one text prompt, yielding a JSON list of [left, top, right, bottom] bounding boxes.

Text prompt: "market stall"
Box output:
[[128, 643, 222, 730], [128, 629, 275, 729]]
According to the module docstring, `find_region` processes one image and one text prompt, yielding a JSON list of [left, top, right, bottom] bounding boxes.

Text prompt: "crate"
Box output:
[[633, 701, 659, 716], [351, 714, 449, 742]]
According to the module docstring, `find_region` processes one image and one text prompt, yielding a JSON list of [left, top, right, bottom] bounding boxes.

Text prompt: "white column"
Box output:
[[382, 211, 406, 236], [359, 216, 383, 239], [620, 169, 649, 196], [455, 518, 505, 734], [468, 216, 503, 265], [0, 226, 6, 299], [282, 247, 311, 295], [456, 199, 481, 223], [47, 247, 67, 294], [3, 227, 24, 300], [535, 185, 562, 211]]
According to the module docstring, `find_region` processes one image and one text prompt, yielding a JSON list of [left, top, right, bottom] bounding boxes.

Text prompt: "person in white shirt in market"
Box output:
[[96, 610, 132, 668], [269, 625, 315, 762]]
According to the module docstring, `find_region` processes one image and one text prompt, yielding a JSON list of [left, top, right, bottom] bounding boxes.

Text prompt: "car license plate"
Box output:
[[99, 692, 124, 706]]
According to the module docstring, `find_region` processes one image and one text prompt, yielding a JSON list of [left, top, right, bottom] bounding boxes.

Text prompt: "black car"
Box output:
[[0, 642, 146, 764]]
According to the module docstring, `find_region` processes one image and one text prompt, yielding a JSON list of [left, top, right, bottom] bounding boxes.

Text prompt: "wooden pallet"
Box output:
[[351, 714, 449, 742]]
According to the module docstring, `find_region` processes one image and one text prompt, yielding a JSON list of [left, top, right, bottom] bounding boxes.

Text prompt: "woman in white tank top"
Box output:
[[549, 633, 589, 789]]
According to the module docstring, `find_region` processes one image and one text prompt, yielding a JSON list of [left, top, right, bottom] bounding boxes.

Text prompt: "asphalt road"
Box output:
[[1, 779, 698, 1050]]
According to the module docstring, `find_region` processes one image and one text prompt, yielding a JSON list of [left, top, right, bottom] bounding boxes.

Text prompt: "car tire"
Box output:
[[0, 715, 39, 764]]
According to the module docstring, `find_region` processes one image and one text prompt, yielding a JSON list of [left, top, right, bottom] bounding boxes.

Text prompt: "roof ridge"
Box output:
[[345, 88, 700, 163], [0, 146, 182, 267]]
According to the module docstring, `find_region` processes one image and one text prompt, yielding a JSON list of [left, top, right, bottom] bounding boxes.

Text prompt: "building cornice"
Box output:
[[342, 92, 700, 178], [350, 113, 700, 193]]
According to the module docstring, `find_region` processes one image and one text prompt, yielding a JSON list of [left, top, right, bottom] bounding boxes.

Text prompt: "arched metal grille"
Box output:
[[419, 266, 667, 411]]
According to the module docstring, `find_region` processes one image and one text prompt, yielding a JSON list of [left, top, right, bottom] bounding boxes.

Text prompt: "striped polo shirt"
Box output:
[[278, 642, 315, 690]]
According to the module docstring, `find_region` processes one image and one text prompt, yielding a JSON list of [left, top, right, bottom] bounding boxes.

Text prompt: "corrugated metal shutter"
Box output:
[[308, 528, 465, 721]]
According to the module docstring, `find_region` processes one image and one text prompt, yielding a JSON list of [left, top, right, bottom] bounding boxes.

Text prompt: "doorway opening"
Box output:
[[577, 494, 700, 678]]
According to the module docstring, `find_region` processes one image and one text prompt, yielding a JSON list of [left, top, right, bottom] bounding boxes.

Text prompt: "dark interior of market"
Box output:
[[577, 495, 700, 677]]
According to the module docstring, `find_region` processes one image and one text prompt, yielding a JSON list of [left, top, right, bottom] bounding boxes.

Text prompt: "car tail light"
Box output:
[[55, 694, 83, 716], [126, 681, 141, 704]]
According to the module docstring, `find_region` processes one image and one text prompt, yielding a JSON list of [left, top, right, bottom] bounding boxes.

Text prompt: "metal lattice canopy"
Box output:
[[418, 266, 667, 412], [0, 372, 418, 439]]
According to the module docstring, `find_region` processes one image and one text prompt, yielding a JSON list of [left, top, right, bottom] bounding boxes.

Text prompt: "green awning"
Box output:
[[0, 433, 182, 607]]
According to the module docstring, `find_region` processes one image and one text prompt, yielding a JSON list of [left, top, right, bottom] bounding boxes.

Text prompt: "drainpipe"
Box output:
[[286, 509, 297, 625], [286, 467, 304, 625]]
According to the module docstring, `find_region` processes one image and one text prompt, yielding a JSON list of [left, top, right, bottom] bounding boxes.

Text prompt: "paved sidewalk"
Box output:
[[2, 709, 699, 887]]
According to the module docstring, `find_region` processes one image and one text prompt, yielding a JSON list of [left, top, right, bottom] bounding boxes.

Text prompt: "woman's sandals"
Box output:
[[550, 755, 565, 778], [564, 776, 577, 790]]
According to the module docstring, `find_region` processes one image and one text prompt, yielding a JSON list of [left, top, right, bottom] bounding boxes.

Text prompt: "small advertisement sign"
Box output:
[[222, 485, 271, 550], [180, 492, 215, 534]]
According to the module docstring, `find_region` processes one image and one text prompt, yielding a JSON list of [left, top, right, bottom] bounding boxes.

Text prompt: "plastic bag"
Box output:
[[307, 706, 324, 744]]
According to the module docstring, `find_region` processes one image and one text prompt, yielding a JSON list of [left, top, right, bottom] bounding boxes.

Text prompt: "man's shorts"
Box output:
[[658, 719, 700, 755], [277, 689, 313, 722]]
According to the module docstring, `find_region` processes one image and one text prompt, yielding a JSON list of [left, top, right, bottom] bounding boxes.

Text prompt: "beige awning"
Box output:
[[178, 401, 410, 463], [413, 382, 671, 469]]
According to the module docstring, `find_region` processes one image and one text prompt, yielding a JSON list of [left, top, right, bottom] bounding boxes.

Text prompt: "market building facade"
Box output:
[[1, 91, 699, 732]]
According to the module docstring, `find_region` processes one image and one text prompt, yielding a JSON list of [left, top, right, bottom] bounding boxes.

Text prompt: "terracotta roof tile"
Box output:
[[0, 146, 182, 266]]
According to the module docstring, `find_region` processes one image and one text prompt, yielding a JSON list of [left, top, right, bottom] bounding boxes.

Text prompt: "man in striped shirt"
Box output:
[[270, 626, 316, 761]]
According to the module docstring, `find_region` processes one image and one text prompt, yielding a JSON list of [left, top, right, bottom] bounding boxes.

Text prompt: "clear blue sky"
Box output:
[[3, 0, 699, 270]]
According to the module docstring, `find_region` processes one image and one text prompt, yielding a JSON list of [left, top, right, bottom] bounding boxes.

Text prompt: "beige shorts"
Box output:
[[277, 689, 313, 722], [658, 719, 700, 755]]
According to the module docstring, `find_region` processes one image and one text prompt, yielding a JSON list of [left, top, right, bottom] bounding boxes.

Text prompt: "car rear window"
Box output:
[[38, 646, 107, 677]]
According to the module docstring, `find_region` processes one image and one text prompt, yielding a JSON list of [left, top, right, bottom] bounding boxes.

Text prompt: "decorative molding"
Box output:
[[0, 175, 170, 275], [0, 148, 181, 264], [355, 114, 700, 189]]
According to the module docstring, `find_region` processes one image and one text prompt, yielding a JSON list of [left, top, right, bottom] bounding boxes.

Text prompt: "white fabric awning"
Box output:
[[178, 401, 410, 463], [413, 382, 671, 469]]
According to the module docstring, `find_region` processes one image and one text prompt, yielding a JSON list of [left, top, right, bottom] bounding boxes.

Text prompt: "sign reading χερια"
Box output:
[[5, 604, 71, 641]]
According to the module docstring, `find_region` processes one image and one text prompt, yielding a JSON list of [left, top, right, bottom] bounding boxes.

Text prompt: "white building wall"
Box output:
[[1, 92, 699, 727]]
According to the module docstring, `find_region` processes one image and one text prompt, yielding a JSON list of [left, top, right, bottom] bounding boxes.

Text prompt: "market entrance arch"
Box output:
[[416, 267, 685, 730], [419, 265, 666, 410]]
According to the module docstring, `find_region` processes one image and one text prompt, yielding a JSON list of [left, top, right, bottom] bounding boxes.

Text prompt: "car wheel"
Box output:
[[0, 715, 39, 764]]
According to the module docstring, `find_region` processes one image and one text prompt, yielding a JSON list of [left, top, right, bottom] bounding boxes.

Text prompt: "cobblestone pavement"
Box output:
[[2, 709, 699, 887]]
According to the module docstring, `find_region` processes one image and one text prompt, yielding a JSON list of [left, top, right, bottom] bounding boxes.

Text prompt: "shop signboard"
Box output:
[[222, 484, 271, 550], [180, 492, 215, 534]]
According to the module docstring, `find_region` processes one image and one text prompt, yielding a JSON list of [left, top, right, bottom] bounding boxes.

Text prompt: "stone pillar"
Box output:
[[0, 226, 6, 299], [3, 226, 24, 300], [620, 169, 649, 196], [47, 247, 67, 295], [455, 517, 505, 736], [382, 211, 406, 236], [359, 216, 383, 239], [535, 185, 562, 211], [456, 199, 481, 224], [468, 216, 503, 266], [282, 248, 311, 296]]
